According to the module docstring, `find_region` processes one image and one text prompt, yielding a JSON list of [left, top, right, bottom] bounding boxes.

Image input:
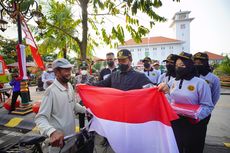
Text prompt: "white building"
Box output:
[[118, 11, 194, 66]]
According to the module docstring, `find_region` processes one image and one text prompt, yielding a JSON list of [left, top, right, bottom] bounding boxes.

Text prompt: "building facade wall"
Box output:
[[118, 11, 193, 66], [119, 43, 183, 65]]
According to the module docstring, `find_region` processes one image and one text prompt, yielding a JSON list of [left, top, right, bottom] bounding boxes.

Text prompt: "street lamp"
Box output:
[[0, 0, 40, 114], [0, 6, 8, 32]]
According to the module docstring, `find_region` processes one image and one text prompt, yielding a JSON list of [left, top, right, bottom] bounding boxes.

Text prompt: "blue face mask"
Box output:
[[118, 64, 129, 72]]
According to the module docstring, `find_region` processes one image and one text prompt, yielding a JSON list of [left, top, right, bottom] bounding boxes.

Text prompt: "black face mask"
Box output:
[[166, 65, 175, 72], [118, 64, 129, 72], [176, 67, 187, 77], [195, 65, 209, 76], [107, 61, 114, 67], [144, 63, 150, 69], [175, 67, 194, 80], [166, 65, 176, 77]]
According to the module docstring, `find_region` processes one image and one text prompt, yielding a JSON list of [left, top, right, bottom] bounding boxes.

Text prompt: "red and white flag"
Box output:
[[21, 18, 45, 70], [171, 102, 201, 119], [77, 85, 179, 153], [16, 44, 28, 80]]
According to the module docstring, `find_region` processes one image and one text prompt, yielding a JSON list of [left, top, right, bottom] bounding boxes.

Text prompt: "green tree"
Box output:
[[215, 56, 230, 76], [35, 0, 80, 59], [0, 35, 17, 64], [38, 0, 179, 61], [69, 0, 179, 61]]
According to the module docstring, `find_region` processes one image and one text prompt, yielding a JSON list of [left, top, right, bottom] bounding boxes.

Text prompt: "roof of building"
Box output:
[[204, 51, 224, 60], [172, 10, 191, 20], [123, 36, 182, 46]]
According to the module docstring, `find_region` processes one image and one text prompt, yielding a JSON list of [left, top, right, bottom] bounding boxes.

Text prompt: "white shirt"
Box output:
[[41, 71, 56, 89], [142, 68, 160, 84], [168, 77, 214, 120], [158, 73, 175, 84], [199, 72, 220, 106], [35, 79, 86, 152]]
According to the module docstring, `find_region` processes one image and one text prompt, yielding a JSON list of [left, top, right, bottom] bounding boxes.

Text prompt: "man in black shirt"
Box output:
[[94, 49, 169, 91], [99, 52, 117, 81], [92, 49, 169, 150]]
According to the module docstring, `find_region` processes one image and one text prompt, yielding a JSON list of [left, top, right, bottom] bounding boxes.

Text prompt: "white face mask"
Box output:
[[81, 70, 88, 75], [47, 68, 53, 72]]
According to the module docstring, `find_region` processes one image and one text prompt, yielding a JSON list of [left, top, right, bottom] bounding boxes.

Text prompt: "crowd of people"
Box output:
[[34, 49, 220, 153]]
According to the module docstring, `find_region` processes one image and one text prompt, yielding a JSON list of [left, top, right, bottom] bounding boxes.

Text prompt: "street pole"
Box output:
[[0, 0, 41, 114], [16, 12, 30, 106]]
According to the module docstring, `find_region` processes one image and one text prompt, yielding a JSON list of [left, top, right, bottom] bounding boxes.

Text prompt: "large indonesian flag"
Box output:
[[77, 85, 179, 153], [21, 18, 45, 70]]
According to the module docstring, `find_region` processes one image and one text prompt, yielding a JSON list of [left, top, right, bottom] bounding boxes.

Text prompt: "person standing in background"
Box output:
[[153, 60, 162, 76], [9, 73, 22, 114], [74, 62, 95, 129], [142, 57, 159, 85], [41, 63, 55, 90], [99, 52, 117, 81], [193, 52, 220, 106], [158, 54, 177, 84]]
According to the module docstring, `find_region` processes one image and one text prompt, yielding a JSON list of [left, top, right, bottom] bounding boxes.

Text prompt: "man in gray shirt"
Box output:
[[35, 58, 86, 153]]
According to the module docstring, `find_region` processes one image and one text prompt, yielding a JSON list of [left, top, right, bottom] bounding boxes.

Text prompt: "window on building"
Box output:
[[179, 14, 186, 20], [169, 46, 174, 49], [161, 46, 165, 50], [182, 47, 184, 51], [153, 47, 157, 50], [145, 51, 149, 57], [180, 24, 186, 29], [138, 48, 142, 57]]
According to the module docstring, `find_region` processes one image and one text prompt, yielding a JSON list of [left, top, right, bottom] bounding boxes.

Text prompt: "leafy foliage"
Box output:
[[35, 0, 80, 59], [0, 35, 17, 64], [37, 0, 179, 62], [215, 56, 230, 75]]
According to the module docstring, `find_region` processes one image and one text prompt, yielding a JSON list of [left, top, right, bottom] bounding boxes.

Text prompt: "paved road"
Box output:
[[0, 86, 230, 153]]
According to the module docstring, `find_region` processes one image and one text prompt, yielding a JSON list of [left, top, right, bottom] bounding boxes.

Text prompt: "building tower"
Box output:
[[170, 11, 194, 52]]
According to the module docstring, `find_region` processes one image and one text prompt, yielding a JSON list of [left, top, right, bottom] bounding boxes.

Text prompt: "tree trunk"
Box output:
[[63, 47, 67, 59], [80, 0, 89, 61]]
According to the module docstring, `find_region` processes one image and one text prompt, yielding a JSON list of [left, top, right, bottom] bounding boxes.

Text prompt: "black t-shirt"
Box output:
[[94, 69, 152, 91], [99, 68, 117, 81]]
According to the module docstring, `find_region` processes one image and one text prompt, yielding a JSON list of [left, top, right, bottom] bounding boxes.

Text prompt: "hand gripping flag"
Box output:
[[77, 85, 179, 153], [21, 18, 45, 70]]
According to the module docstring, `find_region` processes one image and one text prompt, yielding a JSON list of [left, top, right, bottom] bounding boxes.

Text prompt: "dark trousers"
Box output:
[[79, 113, 85, 129], [10, 91, 22, 111], [172, 115, 211, 153]]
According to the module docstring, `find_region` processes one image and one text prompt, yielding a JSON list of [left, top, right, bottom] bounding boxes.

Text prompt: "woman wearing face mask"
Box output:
[[193, 52, 220, 106], [168, 52, 214, 153], [74, 62, 95, 129], [158, 54, 177, 84], [142, 57, 160, 85]]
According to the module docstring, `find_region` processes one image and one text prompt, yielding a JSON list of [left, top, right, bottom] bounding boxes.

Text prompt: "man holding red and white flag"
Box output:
[[77, 85, 179, 153], [77, 49, 179, 153]]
